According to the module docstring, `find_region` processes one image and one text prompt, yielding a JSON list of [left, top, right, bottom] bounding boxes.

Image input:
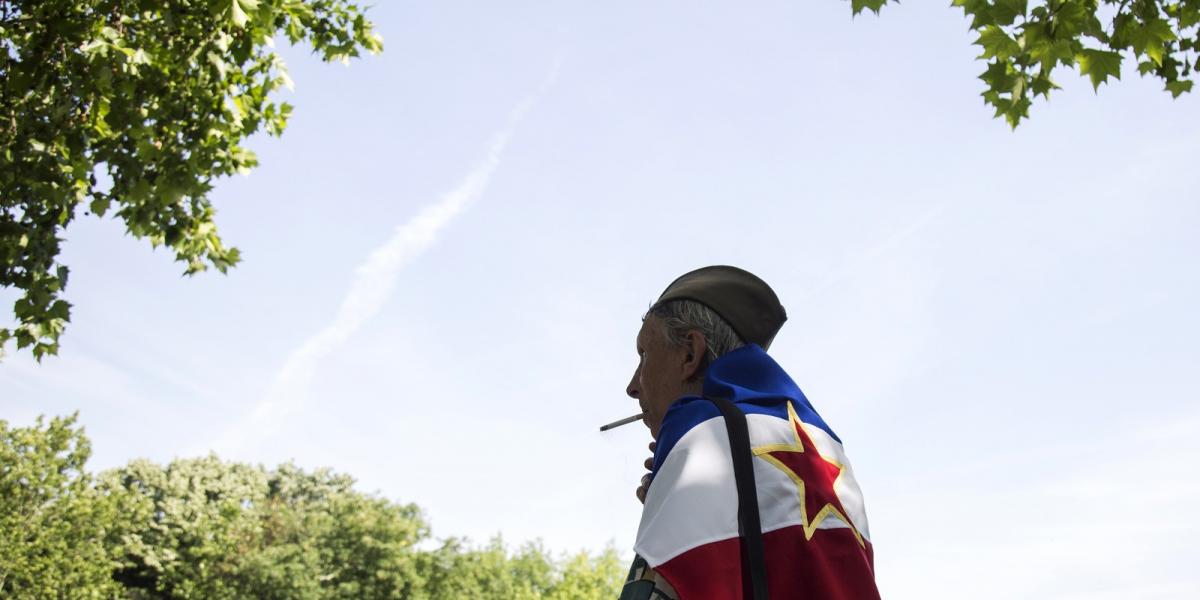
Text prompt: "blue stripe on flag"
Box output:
[[651, 345, 841, 474]]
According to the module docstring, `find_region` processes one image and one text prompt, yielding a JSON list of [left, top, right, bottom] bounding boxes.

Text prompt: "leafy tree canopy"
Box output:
[[0, 413, 626, 599], [852, 0, 1198, 126], [0, 413, 119, 598], [100, 456, 430, 599], [0, 0, 382, 359]]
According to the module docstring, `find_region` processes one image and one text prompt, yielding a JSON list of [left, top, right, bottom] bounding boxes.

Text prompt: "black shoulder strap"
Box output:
[[707, 396, 769, 600]]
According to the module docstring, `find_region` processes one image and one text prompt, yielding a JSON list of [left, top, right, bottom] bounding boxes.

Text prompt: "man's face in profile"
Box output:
[[627, 316, 692, 439]]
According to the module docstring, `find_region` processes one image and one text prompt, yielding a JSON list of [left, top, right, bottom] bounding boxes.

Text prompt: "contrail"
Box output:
[[213, 58, 563, 454]]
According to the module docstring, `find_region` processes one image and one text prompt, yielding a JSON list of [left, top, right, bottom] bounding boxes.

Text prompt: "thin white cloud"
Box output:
[[213, 58, 563, 454]]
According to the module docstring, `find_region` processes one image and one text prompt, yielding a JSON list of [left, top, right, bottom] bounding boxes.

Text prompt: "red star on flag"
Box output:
[[754, 402, 864, 546]]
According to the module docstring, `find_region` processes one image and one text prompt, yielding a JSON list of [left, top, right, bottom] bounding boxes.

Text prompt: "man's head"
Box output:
[[626, 266, 786, 438]]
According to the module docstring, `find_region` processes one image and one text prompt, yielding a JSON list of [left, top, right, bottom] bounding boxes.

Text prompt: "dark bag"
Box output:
[[706, 396, 769, 600]]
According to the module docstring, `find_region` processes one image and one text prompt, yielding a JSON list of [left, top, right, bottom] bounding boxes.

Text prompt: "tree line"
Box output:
[[0, 414, 624, 599]]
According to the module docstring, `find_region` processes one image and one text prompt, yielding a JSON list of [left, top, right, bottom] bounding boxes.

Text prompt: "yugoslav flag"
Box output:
[[635, 345, 880, 599]]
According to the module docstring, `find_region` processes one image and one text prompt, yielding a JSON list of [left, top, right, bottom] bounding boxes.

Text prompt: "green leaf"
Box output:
[[1029, 73, 1060, 98], [207, 52, 229, 78], [991, 0, 1028, 27], [1173, 4, 1200, 29], [979, 60, 1018, 92], [1076, 49, 1122, 91], [1028, 37, 1076, 70], [230, 0, 261, 28], [15, 328, 34, 350], [48, 300, 71, 321], [953, 0, 997, 29], [0, 0, 382, 360], [976, 25, 1022, 60], [850, 0, 890, 16], [1165, 79, 1194, 98], [1124, 17, 1177, 66], [1053, 1, 1097, 37], [89, 197, 111, 217]]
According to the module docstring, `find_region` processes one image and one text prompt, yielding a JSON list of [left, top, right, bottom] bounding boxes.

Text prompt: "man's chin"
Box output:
[[644, 417, 661, 440]]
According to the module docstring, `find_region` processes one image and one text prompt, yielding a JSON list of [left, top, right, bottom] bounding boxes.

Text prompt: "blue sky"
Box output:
[[3, 2, 1199, 598]]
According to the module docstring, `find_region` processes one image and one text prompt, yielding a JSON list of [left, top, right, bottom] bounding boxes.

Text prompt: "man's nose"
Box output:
[[626, 371, 639, 399]]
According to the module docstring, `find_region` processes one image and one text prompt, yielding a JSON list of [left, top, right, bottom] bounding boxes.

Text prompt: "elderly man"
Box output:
[[618, 266, 880, 600]]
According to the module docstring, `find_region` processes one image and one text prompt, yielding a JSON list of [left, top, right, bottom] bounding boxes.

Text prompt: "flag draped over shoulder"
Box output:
[[634, 345, 880, 600]]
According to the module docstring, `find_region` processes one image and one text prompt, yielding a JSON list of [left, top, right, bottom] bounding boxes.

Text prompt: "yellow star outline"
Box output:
[[753, 402, 865, 548]]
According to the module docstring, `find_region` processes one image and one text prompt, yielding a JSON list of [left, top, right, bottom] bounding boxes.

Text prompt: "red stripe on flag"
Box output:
[[656, 525, 879, 600]]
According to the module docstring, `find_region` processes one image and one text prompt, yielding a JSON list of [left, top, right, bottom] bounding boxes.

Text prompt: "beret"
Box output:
[[651, 265, 787, 349]]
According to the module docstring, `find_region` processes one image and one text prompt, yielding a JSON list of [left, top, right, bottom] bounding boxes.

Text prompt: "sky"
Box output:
[[3, 2, 1199, 598]]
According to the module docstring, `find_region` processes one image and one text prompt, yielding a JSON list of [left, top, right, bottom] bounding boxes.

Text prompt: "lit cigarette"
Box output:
[[599, 413, 645, 432]]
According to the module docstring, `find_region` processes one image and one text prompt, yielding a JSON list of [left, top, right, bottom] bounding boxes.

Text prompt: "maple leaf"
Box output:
[[976, 25, 1022, 60], [849, 0, 889, 16], [1166, 80, 1194, 98], [1076, 48, 1123, 91], [990, 0, 1028, 27], [1124, 17, 1176, 66]]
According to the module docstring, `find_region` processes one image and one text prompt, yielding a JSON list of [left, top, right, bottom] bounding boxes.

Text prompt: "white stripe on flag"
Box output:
[[634, 412, 871, 567]]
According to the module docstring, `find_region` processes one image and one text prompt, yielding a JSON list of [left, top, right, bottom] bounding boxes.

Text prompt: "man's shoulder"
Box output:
[[654, 396, 794, 473]]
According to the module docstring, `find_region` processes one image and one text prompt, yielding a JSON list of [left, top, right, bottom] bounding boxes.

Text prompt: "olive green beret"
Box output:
[[651, 265, 787, 349]]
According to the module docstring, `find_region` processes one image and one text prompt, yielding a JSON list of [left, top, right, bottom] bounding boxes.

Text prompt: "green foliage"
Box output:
[[99, 457, 433, 599], [850, 0, 890, 15], [101, 456, 271, 598], [0, 413, 119, 598], [852, 0, 1199, 127], [414, 538, 624, 600], [548, 548, 626, 600], [0, 0, 382, 360], [2, 413, 624, 599]]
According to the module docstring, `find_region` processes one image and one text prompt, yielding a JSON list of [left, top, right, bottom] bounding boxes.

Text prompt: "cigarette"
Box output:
[[599, 412, 645, 432]]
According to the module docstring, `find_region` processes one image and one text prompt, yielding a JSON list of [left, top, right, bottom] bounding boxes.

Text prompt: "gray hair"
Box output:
[[647, 299, 745, 366]]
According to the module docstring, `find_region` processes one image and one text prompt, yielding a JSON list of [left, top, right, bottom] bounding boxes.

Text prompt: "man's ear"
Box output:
[[681, 330, 707, 381]]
